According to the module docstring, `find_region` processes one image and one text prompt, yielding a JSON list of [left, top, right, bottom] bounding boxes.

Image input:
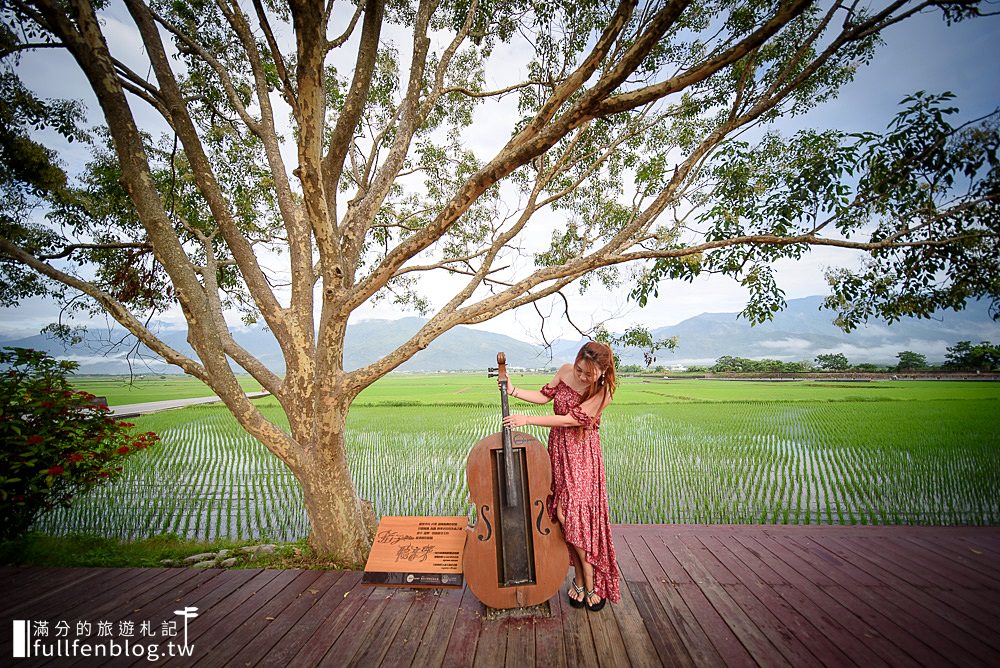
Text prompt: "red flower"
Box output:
[[118, 421, 135, 428], [66, 453, 85, 463], [47, 465, 65, 476], [134, 442, 148, 449], [98, 472, 110, 478], [26, 435, 44, 445], [116, 446, 130, 455]]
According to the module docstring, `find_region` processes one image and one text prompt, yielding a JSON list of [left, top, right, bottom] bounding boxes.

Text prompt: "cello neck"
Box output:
[[496, 352, 518, 507]]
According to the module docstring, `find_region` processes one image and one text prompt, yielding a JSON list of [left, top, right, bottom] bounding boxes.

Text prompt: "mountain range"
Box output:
[[1, 296, 996, 374]]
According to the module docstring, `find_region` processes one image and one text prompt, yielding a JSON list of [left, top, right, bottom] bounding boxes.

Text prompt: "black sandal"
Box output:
[[585, 589, 606, 612], [567, 580, 585, 608]]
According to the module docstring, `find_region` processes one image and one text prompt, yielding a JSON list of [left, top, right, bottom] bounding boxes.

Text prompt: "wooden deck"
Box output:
[[3, 525, 999, 666]]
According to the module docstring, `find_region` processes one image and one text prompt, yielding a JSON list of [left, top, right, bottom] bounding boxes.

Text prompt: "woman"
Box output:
[[501, 341, 621, 611]]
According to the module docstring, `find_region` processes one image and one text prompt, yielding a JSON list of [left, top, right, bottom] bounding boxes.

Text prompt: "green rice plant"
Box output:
[[28, 379, 1000, 540]]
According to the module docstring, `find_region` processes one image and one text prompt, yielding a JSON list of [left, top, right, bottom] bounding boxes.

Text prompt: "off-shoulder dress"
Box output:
[[540, 380, 621, 603]]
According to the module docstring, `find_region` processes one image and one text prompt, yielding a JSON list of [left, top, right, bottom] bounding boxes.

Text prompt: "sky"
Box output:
[[2, 3, 999, 346]]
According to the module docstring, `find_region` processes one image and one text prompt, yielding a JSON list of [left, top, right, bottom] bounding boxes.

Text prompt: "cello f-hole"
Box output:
[[534, 499, 550, 536], [477, 504, 493, 542]]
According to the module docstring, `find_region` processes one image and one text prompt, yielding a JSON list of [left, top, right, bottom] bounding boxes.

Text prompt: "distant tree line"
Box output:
[[618, 341, 999, 374]]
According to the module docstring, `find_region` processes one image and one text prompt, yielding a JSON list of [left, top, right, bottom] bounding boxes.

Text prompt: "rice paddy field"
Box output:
[[33, 375, 1000, 542]]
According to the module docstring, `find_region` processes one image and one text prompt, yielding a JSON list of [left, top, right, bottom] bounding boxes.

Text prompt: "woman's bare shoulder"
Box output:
[[546, 364, 573, 389]]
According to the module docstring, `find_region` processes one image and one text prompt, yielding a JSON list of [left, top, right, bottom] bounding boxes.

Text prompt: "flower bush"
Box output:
[[0, 347, 159, 540]]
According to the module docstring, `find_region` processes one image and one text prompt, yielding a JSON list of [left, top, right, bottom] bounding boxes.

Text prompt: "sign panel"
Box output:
[[361, 516, 467, 588]]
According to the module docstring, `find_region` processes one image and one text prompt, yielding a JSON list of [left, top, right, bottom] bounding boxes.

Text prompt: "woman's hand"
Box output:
[[503, 413, 529, 429], [499, 378, 515, 397]]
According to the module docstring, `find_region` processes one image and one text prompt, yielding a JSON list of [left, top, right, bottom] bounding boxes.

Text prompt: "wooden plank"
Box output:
[[811, 533, 1000, 623], [533, 587, 568, 668], [252, 570, 362, 668], [627, 581, 697, 668], [100, 569, 264, 668], [608, 576, 667, 667], [53, 569, 223, 668], [620, 532, 720, 667], [701, 534, 855, 668], [613, 533, 687, 668], [146, 569, 278, 665], [638, 534, 753, 668], [714, 534, 892, 668], [667, 535, 790, 667], [185, 569, 304, 663], [746, 533, 949, 667], [346, 588, 416, 667], [503, 616, 535, 668], [896, 534, 1000, 590], [294, 582, 382, 666], [189, 570, 326, 667], [866, 534, 998, 591], [560, 587, 598, 668], [586, 597, 630, 668], [8, 566, 152, 618], [377, 587, 439, 668], [691, 534, 845, 667], [957, 531, 1000, 559], [732, 533, 913, 667], [441, 585, 484, 668], [816, 539, 997, 665], [6, 526, 1000, 668], [313, 586, 397, 666], [471, 609, 508, 668], [2, 567, 100, 605], [225, 570, 344, 667], [24, 565, 189, 662], [72, 568, 208, 626], [410, 586, 465, 668]]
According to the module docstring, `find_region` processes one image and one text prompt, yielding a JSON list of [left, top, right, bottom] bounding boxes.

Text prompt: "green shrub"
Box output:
[[0, 347, 159, 539]]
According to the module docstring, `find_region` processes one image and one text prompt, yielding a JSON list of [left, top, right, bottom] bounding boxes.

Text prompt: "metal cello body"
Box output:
[[464, 353, 567, 609]]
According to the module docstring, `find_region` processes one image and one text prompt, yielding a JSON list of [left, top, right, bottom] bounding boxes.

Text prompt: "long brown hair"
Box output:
[[576, 341, 617, 407]]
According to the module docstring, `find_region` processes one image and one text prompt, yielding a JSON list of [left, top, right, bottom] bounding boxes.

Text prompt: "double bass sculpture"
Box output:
[[464, 353, 567, 609]]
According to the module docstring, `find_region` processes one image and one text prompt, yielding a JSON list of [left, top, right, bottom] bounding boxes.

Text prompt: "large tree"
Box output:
[[1, 0, 997, 562]]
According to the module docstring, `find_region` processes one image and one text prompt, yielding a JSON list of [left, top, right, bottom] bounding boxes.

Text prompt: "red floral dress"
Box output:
[[540, 380, 621, 604]]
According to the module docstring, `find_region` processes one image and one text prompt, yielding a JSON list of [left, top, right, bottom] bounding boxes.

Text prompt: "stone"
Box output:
[[239, 544, 277, 555], [193, 560, 217, 568], [217, 549, 231, 558], [160, 559, 177, 567], [219, 558, 238, 568], [183, 552, 219, 564]]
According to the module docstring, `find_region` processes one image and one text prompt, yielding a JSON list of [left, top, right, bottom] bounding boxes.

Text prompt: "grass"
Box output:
[[27, 375, 1000, 550], [71, 375, 262, 406], [0, 532, 285, 568]]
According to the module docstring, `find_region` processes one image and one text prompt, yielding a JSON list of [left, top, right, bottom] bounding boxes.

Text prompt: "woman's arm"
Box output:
[[501, 368, 562, 405], [504, 413, 580, 429], [503, 391, 612, 430]]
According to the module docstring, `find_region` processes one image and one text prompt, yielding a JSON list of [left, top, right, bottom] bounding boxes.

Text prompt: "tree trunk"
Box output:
[[290, 427, 377, 567]]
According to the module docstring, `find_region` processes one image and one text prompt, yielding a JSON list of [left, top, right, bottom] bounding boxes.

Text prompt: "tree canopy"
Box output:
[[1, 0, 997, 560]]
